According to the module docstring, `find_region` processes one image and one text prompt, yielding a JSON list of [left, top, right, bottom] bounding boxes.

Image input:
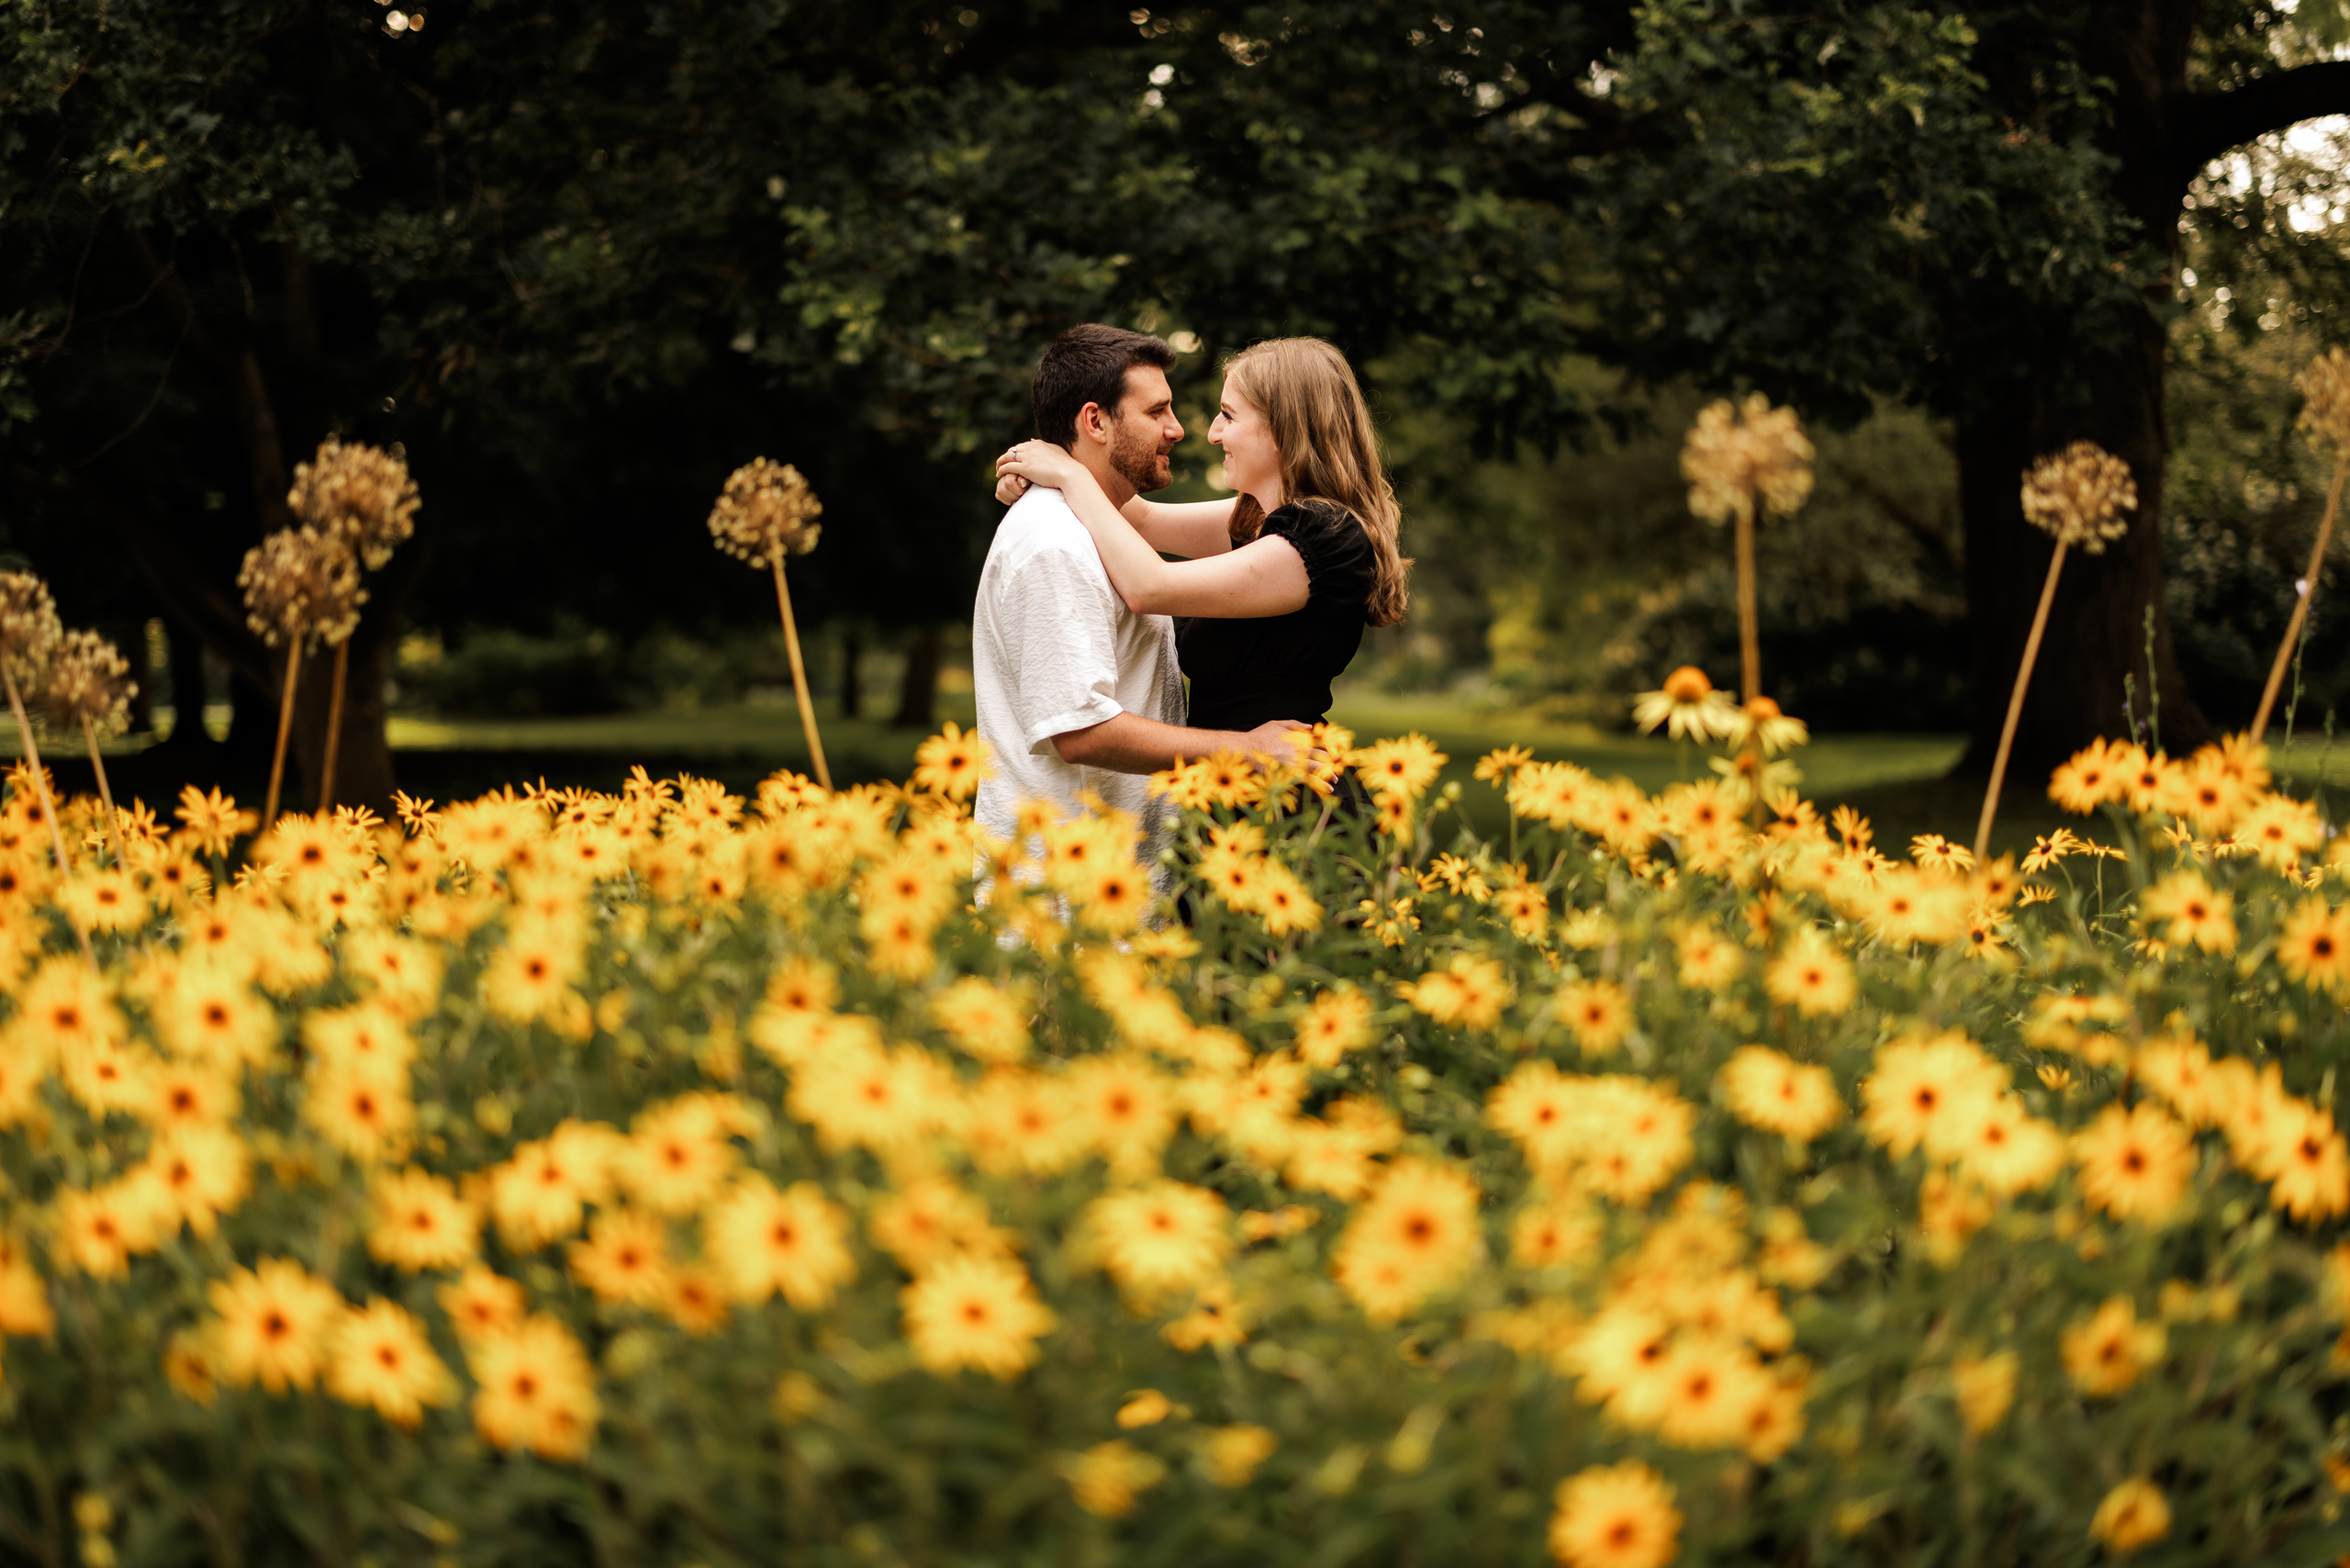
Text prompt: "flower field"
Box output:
[[0, 720, 2344, 1567]]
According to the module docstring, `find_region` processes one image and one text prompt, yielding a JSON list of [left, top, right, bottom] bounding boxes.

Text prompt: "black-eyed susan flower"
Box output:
[[900, 1253, 1057, 1380]]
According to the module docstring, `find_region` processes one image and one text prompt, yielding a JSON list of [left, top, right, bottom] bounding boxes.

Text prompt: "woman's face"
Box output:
[[1208, 380, 1281, 505]]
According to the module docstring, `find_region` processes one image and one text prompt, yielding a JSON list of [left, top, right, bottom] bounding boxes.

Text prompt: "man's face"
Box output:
[[1106, 365, 1182, 493]]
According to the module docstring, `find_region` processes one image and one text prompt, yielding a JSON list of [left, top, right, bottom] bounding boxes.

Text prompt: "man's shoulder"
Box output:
[[986, 487, 1102, 578]]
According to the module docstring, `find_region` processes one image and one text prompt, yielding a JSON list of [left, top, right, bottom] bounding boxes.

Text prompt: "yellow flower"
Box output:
[[1163, 1279, 1250, 1352], [2266, 1100, 2350, 1222], [1294, 987, 1373, 1069], [1331, 1158, 1483, 1323], [1553, 978, 1632, 1056], [326, 1298, 455, 1428], [1200, 1423, 1278, 1487], [1952, 1350, 2018, 1436], [1860, 1031, 2006, 1162], [1762, 927, 1856, 1016], [1476, 745, 1534, 783], [2090, 1477, 2171, 1554], [1115, 1388, 1174, 1428], [1060, 1439, 1166, 1518], [0, 1236, 53, 1338], [901, 1254, 1057, 1380], [2236, 792, 2324, 869], [466, 1312, 599, 1461], [146, 1126, 252, 1238], [867, 1176, 1003, 1275], [964, 1069, 1087, 1178], [1082, 1183, 1232, 1303], [2277, 897, 2350, 996], [2138, 869, 2236, 953], [207, 1258, 346, 1394], [1673, 924, 1744, 991], [487, 1120, 621, 1251], [612, 1093, 744, 1216], [1067, 1056, 1178, 1178], [911, 721, 991, 799], [567, 1207, 676, 1308], [437, 1265, 528, 1344], [2060, 1296, 2165, 1397], [1548, 1459, 1682, 1568], [1395, 953, 1515, 1031], [10, 956, 127, 1064], [1631, 665, 1740, 742], [1718, 1046, 1844, 1143], [162, 1328, 219, 1407], [367, 1167, 479, 1272], [1512, 1197, 1601, 1270], [1351, 733, 1448, 801], [2072, 1103, 2197, 1224], [930, 976, 1031, 1063], [1949, 1094, 2065, 1198]]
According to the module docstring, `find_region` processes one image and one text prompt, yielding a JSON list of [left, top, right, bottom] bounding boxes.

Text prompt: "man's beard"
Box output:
[[1109, 423, 1173, 494]]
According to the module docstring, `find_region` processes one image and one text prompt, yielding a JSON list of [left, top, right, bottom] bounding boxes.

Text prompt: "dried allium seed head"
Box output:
[[2019, 442, 2136, 554], [1681, 393, 1816, 526], [708, 459, 822, 568], [0, 571, 62, 684], [2297, 347, 2350, 454], [239, 526, 364, 649], [287, 438, 420, 569], [39, 630, 135, 735]]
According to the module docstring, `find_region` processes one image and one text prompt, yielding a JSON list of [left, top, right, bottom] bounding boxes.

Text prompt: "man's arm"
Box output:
[[1053, 711, 1305, 774]]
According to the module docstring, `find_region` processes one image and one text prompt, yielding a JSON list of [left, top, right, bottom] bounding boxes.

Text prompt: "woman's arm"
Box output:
[[996, 476, 1236, 559], [999, 443, 1308, 620], [1122, 496, 1237, 560]]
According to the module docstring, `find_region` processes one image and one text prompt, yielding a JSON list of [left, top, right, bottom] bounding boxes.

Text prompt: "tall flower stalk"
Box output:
[[1681, 394, 1815, 703], [710, 459, 830, 790], [1974, 442, 2136, 859], [240, 527, 363, 825], [286, 439, 419, 809], [0, 573, 92, 965], [2251, 348, 2350, 745], [40, 630, 136, 867]]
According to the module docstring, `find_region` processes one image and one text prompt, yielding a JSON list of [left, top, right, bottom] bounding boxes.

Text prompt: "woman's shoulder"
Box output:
[[1264, 498, 1370, 552], [1261, 498, 1374, 598]]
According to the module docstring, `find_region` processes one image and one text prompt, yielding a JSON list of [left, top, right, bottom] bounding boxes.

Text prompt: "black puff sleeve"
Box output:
[[1261, 500, 1377, 610]]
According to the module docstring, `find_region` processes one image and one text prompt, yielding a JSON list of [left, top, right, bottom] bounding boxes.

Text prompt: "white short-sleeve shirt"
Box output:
[[972, 484, 1184, 851]]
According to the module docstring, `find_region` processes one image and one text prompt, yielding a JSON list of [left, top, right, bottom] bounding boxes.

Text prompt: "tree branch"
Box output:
[[2171, 61, 2350, 185]]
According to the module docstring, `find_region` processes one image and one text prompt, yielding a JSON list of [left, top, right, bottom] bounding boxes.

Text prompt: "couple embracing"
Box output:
[[971, 323, 1411, 863]]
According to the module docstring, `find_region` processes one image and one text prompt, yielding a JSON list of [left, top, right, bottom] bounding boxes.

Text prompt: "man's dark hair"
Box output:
[[1033, 324, 1176, 448]]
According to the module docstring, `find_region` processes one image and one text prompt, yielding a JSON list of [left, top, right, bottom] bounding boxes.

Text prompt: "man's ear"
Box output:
[[1071, 400, 1111, 447]]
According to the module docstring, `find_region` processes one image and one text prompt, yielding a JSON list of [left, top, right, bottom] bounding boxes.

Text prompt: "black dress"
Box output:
[[1178, 499, 1377, 731]]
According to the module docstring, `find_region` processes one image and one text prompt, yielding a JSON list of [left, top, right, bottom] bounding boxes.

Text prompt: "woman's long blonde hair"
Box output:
[[1223, 338, 1411, 627]]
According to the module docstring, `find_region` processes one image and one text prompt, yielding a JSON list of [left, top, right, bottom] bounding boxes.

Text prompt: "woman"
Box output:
[[994, 336, 1409, 735]]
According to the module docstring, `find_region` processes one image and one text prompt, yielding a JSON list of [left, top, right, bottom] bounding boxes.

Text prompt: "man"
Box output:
[[972, 323, 1301, 855]]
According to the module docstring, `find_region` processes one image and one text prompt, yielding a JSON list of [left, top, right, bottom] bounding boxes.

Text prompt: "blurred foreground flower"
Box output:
[[710, 458, 831, 789], [1632, 666, 1740, 743]]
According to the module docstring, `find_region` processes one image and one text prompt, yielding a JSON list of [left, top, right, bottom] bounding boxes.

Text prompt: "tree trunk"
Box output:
[[1956, 305, 2215, 775], [892, 623, 943, 730]]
